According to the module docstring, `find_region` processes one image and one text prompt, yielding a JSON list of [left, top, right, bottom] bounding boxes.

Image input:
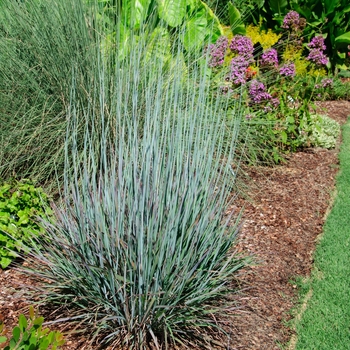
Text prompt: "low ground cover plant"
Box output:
[[0, 306, 65, 349], [0, 179, 52, 269]]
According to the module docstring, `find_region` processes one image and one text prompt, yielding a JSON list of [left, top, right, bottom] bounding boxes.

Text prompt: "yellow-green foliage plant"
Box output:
[[246, 23, 281, 49]]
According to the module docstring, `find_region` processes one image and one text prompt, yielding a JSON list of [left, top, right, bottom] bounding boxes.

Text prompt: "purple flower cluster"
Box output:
[[271, 98, 280, 107], [279, 62, 296, 77], [308, 36, 326, 50], [228, 55, 250, 85], [207, 36, 228, 68], [307, 50, 328, 66], [282, 11, 301, 31], [229, 35, 254, 60], [306, 36, 328, 66], [315, 78, 333, 89], [249, 79, 272, 104], [321, 78, 333, 88], [261, 48, 279, 67]]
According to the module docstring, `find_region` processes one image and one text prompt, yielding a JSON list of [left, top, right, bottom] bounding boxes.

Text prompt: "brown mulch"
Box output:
[[1, 101, 350, 349]]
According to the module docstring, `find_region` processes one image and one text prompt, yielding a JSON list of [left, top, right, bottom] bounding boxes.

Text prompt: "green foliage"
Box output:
[[0, 306, 65, 350], [0, 179, 52, 269], [328, 77, 350, 100], [227, 2, 246, 35], [235, 0, 290, 29], [240, 96, 310, 165], [299, 114, 340, 149], [92, 0, 224, 53], [290, 0, 350, 71], [22, 20, 247, 348]]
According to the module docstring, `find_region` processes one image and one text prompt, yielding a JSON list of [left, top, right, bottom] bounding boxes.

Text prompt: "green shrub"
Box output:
[[328, 77, 350, 100], [22, 17, 248, 349], [0, 306, 65, 350], [0, 179, 52, 269], [300, 114, 341, 149]]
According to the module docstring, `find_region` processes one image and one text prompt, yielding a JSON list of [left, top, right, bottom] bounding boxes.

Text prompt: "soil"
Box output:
[[1, 100, 350, 349]]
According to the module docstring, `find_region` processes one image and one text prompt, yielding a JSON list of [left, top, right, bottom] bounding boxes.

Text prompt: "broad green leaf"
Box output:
[[145, 27, 171, 65], [12, 326, 21, 342], [29, 333, 37, 345], [1, 256, 12, 269], [335, 31, 350, 44], [268, 0, 287, 15], [228, 2, 246, 35], [33, 316, 44, 327], [47, 331, 55, 343], [38, 336, 50, 349], [19, 314, 28, 332], [133, 0, 152, 28], [10, 338, 17, 348], [183, 9, 208, 52], [157, 0, 187, 27], [121, 0, 151, 29], [323, 0, 338, 15], [0, 336, 6, 344]]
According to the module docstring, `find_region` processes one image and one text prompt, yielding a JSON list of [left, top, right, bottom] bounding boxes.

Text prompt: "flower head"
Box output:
[[261, 48, 278, 67], [308, 36, 326, 50], [207, 36, 228, 68], [306, 36, 328, 66], [306, 49, 328, 66], [249, 79, 272, 103], [279, 62, 296, 77], [282, 11, 301, 31], [230, 35, 254, 60], [228, 55, 251, 85], [270, 98, 280, 107]]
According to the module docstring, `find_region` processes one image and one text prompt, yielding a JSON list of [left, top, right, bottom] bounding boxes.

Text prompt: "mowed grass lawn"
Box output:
[[294, 117, 350, 349]]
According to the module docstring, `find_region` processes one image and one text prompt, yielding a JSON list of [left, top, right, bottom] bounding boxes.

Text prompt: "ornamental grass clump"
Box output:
[[22, 24, 247, 349], [0, 0, 98, 186]]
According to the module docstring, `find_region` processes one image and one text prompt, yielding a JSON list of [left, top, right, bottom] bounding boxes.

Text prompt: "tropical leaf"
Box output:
[[335, 31, 350, 44], [121, 0, 152, 29], [145, 27, 171, 65], [268, 0, 287, 15], [323, 0, 339, 15], [157, 0, 187, 27], [228, 2, 246, 35], [183, 8, 208, 51]]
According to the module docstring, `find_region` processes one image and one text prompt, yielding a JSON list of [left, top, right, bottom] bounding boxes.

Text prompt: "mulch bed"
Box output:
[[1, 101, 350, 349]]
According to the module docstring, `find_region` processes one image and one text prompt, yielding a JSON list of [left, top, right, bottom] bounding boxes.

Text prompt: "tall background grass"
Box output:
[[0, 0, 99, 185]]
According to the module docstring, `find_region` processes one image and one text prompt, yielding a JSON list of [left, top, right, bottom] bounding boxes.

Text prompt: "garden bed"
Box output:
[[1, 100, 350, 349]]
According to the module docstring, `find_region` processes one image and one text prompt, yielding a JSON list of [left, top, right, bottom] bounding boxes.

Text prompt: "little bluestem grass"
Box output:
[[21, 17, 248, 349]]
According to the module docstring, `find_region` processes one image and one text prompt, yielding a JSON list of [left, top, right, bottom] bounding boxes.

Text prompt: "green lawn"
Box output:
[[293, 117, 350, 349]]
